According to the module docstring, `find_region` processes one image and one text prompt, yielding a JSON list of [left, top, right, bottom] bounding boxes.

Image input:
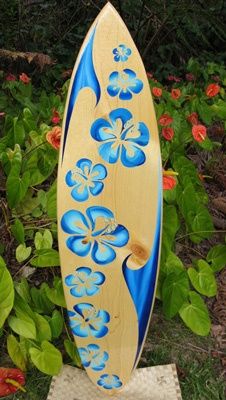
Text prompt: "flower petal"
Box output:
[[91, 163, 107, 180], [90, 118, 115, 141], [61, 210, 89, 234], [91, 241, 116, 265], [101, 224, 129, 247], [121, 143, 146, 167], [92, 271, 106, 285], [109, 108, 132, 126], [107, 84, 120, 97], [99, 141, 120, 163], [76, 158, 92, 175], [119, 89, 133, 100], [71, 185, 89, 202], [86, 206, 114, 231], [70, 286, 86, 297], [66, 236, 91, 256], [125, 122, 150, 146], [89, 181, 104, 197], [65, 170, 77, 187]]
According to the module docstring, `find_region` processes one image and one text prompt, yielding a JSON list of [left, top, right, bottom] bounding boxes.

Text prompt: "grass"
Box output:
[[1, 303, 225, 399]]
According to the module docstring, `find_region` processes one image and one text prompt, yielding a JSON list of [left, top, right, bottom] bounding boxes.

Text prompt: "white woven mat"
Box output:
[[47, 364, 182, 400]]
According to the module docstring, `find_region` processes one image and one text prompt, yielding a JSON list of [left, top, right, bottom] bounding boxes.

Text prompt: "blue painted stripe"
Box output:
[[122, 164, 162, 365], [61, 27, 101, 162]]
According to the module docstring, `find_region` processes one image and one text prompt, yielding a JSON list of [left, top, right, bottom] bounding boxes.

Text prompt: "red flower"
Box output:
[[158, 114, 173, 126], [19, 73, 31, 84], [51, 108, 61, 125], [46, 126, 62, 149], [6, 73, 16, 81], [163, 175, 177, 190], [167, 75, 181, 82], [187, 112, 199, 125], [206, 83, 220, 97], [0, 368, 25, 397], [185, 73, 195, 81], [147, 72, 153, 79], [192, 124, 207, 142], [0, 112, 5, 118], [162, 127, 174, 141], [152, 87, 162, 97], [171, 88, 181, 100]]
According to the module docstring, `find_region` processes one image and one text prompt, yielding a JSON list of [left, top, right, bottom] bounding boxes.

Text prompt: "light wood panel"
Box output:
[[57, 2, 162, 394]]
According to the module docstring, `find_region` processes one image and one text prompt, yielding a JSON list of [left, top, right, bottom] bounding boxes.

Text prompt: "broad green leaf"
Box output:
[[162, 271, 189, 318], [7, 171, 30, 209], [162, 251, 184, 275], [34, 230, 53, 250], [46, 180, 56, 219], [207, 244, 226, 272], [7, 334, 27, 371], [161, 205, 179, 263], [11, 219, 25, 244], [13, 117, 25, 146], [16, 244, 32, 263], [190, 206, 214, 243], [64, 339, 81, 367], [47, 310, 63, 339], [34, 313, 52, 342], [30, 283, 54, 314], [14, 278, 31, 304], [31, 249, 60, 267], [188, 260, 217, 297], [179, 291, 211, 336], [29, 340, 62, 375], [14, 293, 35, 321], [0, 257, 14, 328], [45, 278, 66, 308], [8, 315, 36, 339]]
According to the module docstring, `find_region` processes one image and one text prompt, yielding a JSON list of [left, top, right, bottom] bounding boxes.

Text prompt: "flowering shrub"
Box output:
[[0, 59, 225, 379]]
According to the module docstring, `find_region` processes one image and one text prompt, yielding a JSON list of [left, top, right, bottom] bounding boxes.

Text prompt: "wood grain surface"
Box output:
[[57, 2, 162, 394]]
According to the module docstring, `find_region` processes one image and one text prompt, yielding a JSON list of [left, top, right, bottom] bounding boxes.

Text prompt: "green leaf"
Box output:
[[190, 206, 214, 243], [0, 257, 14, 328], [45, 278, 66, 308], [46, 180, 56, 219], [29, 340, 62, 375], [30, 283, 54, 314], [207, 244, 226, 272], [14, 278, 31, 304], [31, 249, 60, 267], [13, 118, 25, 146], [7, 171, 30, 209], [64, 339, 81, 367], [179, 291, 211, 336], [34, 313, 52, 342], [47, 310, 63, 339], [7, 334, 27, 371], [34, 230, 53, 250], [161, 205, 180, 263], [188, 260, 217, 297], [8, 315, 37, 339], [162, 251, 184, 275], [11, 219, 25, 244], [16, 244, 32, 263], [162, 271, 189, 318]]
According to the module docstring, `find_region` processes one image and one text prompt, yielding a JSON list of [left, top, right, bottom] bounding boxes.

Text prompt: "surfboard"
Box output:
[[57, 2, 162, 394]]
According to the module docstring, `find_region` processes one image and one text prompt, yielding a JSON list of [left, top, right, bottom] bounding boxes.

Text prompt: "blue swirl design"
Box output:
[[62, 27, 100, 161], [122, 166, 162, 365]]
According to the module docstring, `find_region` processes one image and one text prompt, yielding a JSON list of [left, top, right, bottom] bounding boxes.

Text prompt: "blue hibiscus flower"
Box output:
[[113, 44, 131, 62], [90, 108, 149, 167], [65, 158, 107, 202], [68, 303, 110, 338], [61, 206, 129, 265], [97, 374, 122, 389], [65, 266, 105, 297], [78, 344, 109, 371], [107, 69, 143, 100]]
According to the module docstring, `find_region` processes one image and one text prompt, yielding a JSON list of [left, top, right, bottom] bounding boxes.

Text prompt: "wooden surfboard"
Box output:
[[57, 2, 162, 394]]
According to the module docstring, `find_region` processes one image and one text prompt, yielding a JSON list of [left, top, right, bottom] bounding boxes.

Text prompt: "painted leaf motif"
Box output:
[[188, 260, 217, 297], [0, 257, 14, 328], [179, 291, 211, 336]]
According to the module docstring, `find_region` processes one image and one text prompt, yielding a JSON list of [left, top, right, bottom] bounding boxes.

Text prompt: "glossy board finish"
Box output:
[[57, 2, 162, 394]]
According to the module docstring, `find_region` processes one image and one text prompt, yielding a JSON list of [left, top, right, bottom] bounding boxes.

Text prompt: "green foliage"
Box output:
[[0, 57, 225, 381]]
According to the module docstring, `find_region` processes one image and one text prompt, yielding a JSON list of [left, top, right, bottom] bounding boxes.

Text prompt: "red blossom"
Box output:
[[46, 126, 62, 150], [19, 73, 31, 84], [51, 109, 61, 125], [185, 73, 194, 81], [158, 114, 173, 126], [163, 175, 177, 190], [171, 88, 181, 100], [6, 73, 16, 81], [187, 112, 199, 125], [152, 87, 162, 97], [192, 124, 207, 142], [167, 75, 181, 82], [146, 72, 153, 79], [0, 112, 6, 118], [206, 83, 220, 97], [162, 127, 174, 141], [0, 368, 25, 397]]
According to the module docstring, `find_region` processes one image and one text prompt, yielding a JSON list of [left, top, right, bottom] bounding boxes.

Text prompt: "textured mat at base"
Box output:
[[47, 364, 182, 400]]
